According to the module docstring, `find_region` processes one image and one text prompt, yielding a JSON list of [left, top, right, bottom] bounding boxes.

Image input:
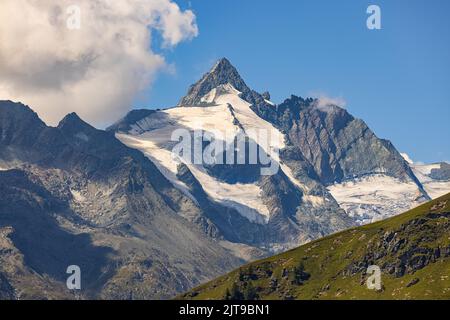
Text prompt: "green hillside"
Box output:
[[180, 193, 450, 300]]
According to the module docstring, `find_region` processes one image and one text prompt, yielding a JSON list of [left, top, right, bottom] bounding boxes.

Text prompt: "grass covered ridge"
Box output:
[[180, 193, 450, 300]]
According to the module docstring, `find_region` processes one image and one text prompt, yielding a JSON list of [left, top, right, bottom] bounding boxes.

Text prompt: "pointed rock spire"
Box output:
[[178, 57, 253, 106], [57, 112, 95, 136]]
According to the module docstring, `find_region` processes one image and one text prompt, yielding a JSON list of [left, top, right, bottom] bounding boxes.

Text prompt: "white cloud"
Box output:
[[0, 0, 198, 126], [308, 92, 347, 113], [315, 94, 347, 109]]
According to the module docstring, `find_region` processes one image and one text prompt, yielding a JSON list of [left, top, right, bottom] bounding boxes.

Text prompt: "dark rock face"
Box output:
[[0, 169, 113, 292], [430, 162, 450, 181], [347, 209, 450, 278], [0, 273, 15, 300], [0, 100, 243, 299], [204, 135, 267, 184], [176, 163, 268, 245], [0, 101, 47, 147], [261, 91, 271, 101], [266, 96, 423, 186]]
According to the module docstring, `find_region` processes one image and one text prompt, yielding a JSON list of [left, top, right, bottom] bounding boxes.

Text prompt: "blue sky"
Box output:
[[140, 0, 450, 164]]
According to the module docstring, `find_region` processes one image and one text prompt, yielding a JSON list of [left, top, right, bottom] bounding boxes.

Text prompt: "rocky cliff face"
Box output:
[[430, 162, 450, 181], [264, 95, 430, 224], [0, 100, 244, 299], [272, 97, 422, 185]]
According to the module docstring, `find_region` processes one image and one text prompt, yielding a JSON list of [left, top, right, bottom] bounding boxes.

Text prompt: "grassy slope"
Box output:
[[180, 193, 450, 300]]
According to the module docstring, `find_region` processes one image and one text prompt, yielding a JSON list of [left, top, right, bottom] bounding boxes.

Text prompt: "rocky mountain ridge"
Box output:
[[0, 58, 447, 300]]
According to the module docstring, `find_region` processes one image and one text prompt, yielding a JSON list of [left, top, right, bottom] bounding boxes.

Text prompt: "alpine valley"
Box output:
[[0, 58, 448, 299]]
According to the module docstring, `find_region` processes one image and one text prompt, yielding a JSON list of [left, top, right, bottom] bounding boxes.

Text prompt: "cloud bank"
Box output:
[[0, 0, 198, 126], [315, 94, 347, 109]]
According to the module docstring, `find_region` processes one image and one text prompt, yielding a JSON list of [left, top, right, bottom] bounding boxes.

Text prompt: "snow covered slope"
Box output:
[[327, 174, 426, 225], [411, 163, 450, 199], [116, 84, 294, 224], [112, 80, 353, 251], [109, 59, 359, 252], [110, 58, 441, 246], [327, 155, 449, 225]]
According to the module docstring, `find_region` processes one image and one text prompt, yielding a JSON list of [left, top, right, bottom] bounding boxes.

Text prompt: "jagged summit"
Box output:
[[0, 100, 30, 110], [0, 100, 43, 122], [178, 57, 251, 106], [203, 58, 243, 85], [0, 100, 47, 147], [211, 57, 235, 73], [57, 112, 94, 133]]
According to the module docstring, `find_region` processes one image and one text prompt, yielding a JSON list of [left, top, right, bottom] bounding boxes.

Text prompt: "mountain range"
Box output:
[[0, 58, 448, 299]]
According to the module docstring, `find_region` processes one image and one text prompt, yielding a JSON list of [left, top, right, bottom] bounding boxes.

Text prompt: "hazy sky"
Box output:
[[146, 0, 450, 164]]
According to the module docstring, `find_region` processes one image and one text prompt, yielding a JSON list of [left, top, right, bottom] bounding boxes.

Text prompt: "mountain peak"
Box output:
[[0, 100, 47, 146], [210, 57, 236, 74], [178, 58, 251, 106], [0, 100, 44, 122], [57, 112, 94, 134]]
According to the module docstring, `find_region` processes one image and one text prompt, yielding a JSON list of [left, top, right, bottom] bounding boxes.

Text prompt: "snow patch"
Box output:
[[400, 153, 414, 164], [200, 87, 217, 104], [412, 163, 441, 179], [71, 190, 86, 202], [412, 163, 450, 199], [328, 174, 425, 225], [209, 84, 286, 160], [279, 163, 306, 190], [116, 133, 197, 204]]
